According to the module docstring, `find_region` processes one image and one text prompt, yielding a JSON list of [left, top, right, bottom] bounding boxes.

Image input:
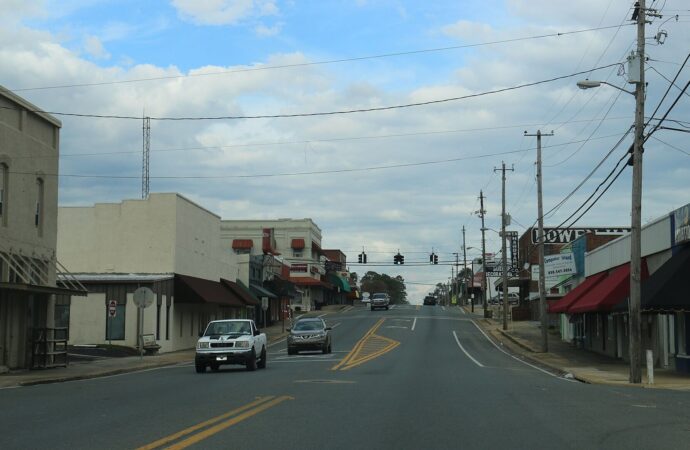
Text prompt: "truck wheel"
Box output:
[[327, 342, 332, 354], [246, 350, 257, 371], [257, 347, 267, 369], [195, 363, 206, 373], [370, 306, 374, 311], [385, 306, 389, 310], [287, 347, 296, 355], [322, 344, 329, 354]]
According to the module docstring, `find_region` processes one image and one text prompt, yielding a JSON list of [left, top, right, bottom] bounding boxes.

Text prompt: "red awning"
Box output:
[[568, 260, 648, 314], [232, 239, 253, 250], [291, 238, 305, 250], [288, 277, 333, 289], [548, 272, 607, 313]]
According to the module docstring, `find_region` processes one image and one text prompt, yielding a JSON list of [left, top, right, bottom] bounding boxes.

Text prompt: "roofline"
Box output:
[[0, 86, 62, 128]]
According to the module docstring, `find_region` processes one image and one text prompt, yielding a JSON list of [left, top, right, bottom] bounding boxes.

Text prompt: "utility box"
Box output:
[[627, 51, 641, 83]]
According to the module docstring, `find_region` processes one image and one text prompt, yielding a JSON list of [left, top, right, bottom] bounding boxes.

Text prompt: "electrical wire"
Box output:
[[5, 24, 634, 93], [0, 63, 623, 121], [652, 136, 690, 156]]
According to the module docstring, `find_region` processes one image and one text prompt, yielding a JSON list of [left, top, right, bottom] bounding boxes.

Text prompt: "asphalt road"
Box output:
[[2, 304, 690, 449]]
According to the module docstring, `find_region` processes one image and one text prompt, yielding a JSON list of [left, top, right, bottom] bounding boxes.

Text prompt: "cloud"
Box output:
[[83, 35, 110, 59], [1, 0, 688, 302], [255, 22, 282, 37], [171, 0, 279, 26]]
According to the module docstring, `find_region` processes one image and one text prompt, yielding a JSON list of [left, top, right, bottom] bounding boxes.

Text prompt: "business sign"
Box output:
[[531, 227, 630, 244], [674, 204, 690, 245], [531, 253, 576, 288]]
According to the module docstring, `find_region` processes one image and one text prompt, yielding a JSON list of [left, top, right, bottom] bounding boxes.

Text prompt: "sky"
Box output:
[[2, 0, 689, 303]]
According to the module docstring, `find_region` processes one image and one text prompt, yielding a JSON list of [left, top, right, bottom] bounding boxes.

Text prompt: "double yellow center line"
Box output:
[[137, 395, 292, 450], [331, 318, 400, 371]]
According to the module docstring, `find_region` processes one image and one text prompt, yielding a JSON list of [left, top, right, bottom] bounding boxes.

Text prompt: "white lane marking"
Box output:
[[470, 321, 575, 382], [441, 306, 446, 311], [453, 331, 484, 368], [411, 317, 417, 331], [459, 307, 466, 315], [331, 322, 342, 329], [385, 326, 409, 329], [317, 313, 328, 318], [389, 305, 396, 310], [271, 359, 338, 363]]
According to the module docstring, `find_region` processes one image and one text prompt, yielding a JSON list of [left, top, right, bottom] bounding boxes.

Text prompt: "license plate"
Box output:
[[216, 356, 227, 361]]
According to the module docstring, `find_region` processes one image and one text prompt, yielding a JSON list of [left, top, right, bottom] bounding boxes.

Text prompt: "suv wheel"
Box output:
[[195, 363, 206, 373]]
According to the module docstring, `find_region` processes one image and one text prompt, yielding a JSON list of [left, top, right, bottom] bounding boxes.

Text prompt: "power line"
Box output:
[[0, 63, 622, 121], [5, 25, 633, 93], [8, 132, 628, 180]]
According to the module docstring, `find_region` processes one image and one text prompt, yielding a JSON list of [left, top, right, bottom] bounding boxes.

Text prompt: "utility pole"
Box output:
[[629, 0, 647, 384], [463, 226, 471, 312], [525, 130, 553, 352], [478, 191, 489, 317], [494, 161, 514, 330]]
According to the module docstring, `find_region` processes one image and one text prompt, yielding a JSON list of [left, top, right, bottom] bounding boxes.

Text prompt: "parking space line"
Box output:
[[411, 317, 417, 331]]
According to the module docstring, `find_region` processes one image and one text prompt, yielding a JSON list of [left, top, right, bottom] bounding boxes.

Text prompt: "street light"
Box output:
[[575, 48, 645, 383], [576, 79, 635, 96]]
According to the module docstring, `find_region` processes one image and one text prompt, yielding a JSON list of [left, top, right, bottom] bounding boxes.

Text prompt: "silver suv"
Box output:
[[370, 292, 390, 311]]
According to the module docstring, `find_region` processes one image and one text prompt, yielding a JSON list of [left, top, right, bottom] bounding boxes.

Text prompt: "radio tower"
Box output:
[[142, 116, 150, 199]]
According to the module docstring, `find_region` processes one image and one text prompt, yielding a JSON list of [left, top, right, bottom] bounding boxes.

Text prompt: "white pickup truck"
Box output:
[[195, 319, 267, 373]]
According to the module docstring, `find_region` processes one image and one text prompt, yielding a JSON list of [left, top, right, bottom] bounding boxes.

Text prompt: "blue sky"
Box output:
[[2, 0, 689, 300]]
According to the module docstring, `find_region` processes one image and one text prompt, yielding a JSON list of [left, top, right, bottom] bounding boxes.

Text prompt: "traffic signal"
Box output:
[[362, 252, 367, 264], [433, 254, 439, 264], [400, 254, 404, 265], [429, 253, 434, 263], [393, 252, 404, 264], [358, 253, 363, 263]]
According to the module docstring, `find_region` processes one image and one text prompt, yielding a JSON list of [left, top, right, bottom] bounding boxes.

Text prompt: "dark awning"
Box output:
[[548, 272, 607, 313], [641, 246, 690, 312], [221, 279, 260, 306], [568, 259, 648, 314], [174, 274, 245, 306], [291, 238, 305, 250], [250, 283, 277, 299]]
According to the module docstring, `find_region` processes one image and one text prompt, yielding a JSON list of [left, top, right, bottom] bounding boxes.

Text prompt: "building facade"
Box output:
[[57, 193, 254, 353], [0, 88, 84, 370], [221, 218, 331, 311]]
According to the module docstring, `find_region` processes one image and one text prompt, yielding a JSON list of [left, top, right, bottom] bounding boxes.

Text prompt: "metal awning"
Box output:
[[250, 283, 277, 299], [0, 241, 87, 296]]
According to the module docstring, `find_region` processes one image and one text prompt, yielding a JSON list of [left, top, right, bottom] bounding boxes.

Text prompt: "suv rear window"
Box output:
[[372, 293, 388, 299]]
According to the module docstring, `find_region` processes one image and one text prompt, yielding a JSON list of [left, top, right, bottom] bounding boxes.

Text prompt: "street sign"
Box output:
[[261, 297, 269, 311], [133, 287, 154, 308], [108, 306, 117, 318]]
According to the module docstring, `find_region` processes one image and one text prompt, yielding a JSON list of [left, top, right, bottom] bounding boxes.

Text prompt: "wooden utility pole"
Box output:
[[495, 162, 514, 331], [479, 191, 489, 317], [463, 226, 471, 312], [525, 129, 553, 352], [629, 0, 646, 384]]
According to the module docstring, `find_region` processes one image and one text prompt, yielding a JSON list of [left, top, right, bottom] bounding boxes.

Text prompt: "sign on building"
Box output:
[[531, 253, 576, 288], [674, 204, 690, 245], [531, 227, 630, 244]]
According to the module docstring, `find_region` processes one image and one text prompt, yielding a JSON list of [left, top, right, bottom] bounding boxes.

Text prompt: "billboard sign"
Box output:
[[674, 204, 690, 245]]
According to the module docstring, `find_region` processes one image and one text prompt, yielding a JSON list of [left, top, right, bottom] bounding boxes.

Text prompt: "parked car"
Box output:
[[370, 292, 390, 310], [287, 318, 332, 355], [489, 293, 519, 305], [195, 319, 267, 373]]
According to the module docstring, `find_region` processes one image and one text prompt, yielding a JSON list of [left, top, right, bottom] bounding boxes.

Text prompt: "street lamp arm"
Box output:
[[576, 79, 635, 96]]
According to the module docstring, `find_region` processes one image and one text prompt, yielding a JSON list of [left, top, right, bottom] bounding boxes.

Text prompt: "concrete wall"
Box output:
[[58, 193, 236, 281]]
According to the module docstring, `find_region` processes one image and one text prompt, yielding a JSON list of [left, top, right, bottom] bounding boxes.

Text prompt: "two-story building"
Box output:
[[0, 88, 85, 371]]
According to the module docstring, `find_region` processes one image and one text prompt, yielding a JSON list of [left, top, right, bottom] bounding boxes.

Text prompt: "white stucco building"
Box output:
[[58, 193, 257, 353]]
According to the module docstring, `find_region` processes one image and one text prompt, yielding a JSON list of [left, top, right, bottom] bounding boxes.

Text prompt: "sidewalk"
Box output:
[[467, 305, 690, 391], [0, 306, 351, 389]]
